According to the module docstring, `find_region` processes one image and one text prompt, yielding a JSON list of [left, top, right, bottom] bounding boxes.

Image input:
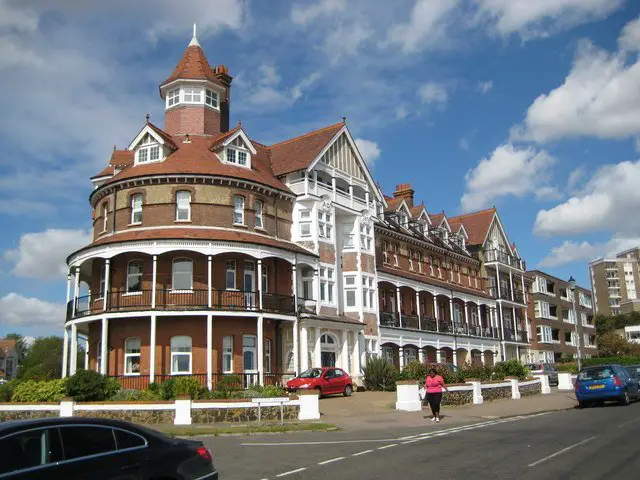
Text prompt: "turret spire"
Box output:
[[189, 23, 200, 47]]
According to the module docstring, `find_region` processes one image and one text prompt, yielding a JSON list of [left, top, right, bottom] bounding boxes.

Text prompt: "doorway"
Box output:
[[320, 333, 338, 367], [244, 261, 256, 308]]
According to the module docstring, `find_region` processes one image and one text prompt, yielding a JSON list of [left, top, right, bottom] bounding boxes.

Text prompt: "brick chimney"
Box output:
[[393, 183, 415, 208]]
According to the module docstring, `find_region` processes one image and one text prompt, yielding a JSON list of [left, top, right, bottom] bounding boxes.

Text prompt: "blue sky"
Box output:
[[1, 0, 640, 338]]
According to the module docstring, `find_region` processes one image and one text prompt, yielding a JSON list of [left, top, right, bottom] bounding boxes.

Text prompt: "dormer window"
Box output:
[[135, 134, 162, 165], [226, 147, 249, 168]]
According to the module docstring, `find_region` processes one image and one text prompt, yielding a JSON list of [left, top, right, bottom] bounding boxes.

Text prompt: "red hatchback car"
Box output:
[[286, 367, 354, 397]]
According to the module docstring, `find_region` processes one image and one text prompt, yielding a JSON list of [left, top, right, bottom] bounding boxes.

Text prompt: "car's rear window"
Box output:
[[578, 367, 615, 381], [625, 366, 640, 376]]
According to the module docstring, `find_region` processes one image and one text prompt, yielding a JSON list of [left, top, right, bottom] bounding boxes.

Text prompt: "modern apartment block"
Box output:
[[590, 247, 640, 316], [527, 270, 597, 363]]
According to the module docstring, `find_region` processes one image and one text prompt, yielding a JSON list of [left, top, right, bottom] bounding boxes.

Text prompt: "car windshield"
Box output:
[[578, 367, 615, 381], [298, 368, 323, 379]]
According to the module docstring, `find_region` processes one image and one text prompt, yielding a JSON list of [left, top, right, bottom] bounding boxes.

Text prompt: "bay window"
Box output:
[[318, 211, 333, 239], [360, 223, 372, 251], [320, 267, 335, 304], [205, 89, 218, 108], [170, 336, 192, 374], [167, 88, 180, 107], [183, 87, 202, 103]]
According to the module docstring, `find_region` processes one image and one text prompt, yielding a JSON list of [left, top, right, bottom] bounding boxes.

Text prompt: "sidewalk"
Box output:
[[319, 389, 577, 432]]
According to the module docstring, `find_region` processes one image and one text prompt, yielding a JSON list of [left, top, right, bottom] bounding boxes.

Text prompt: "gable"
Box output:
[[221, 128, 257, 155], [485, 215, 512, 253], [317, 132, 367, 181]]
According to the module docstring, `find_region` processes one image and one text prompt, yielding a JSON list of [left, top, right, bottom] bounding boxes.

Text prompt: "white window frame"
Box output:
[[534, 301, 550, 319], [226, 260, 237, 290], [167, 88, 180, 107], [318, 211, 333, 240], [126, 260, 143, 294], [393, 244, 399, 267], [183, 86, 203, 104], [254, 199, 264, 229], [130, 194, 143, 225], [96, 340, 102, 372], [382, 241, 389, 264], [408, 250, 414, 271], [98, 265, 106, 300], [176, 191, 191, 222], [225, 147, 251, 169], [135, 134, 162, 165], [170, 336, 192, 375], [344, 275, 357, 309], [172, 258, 193, 292], [243, 334, 257, 371], [416, 251, 423, 274], [362, 275, 376, 311], [319, 266, 335, 305], [223, 335, 233, 373], [359, 223, 372, 251], [102, 203, 109, 232], [124, 337, 141, 376], [233, 195, 245, 225], [299, 209, 312, 237], [205, 89, 219, 108], [264, 339, 272, 374]]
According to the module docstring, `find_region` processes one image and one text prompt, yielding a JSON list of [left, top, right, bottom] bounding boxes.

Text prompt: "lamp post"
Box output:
[[569, 276, 583, 372]]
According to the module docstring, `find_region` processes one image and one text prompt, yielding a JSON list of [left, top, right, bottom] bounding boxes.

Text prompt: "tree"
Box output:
[[3, 333, 28, 361], [18, 336, 63, 381], [597, 331, 640, 357]]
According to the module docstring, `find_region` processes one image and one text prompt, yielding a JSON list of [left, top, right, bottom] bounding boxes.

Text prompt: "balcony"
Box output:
[[485, 249, 525, 270], [66, 289, 296, 320], [488, 287, 526, 304], [378, 313, 499, 339], [503, 328, 528, 343]]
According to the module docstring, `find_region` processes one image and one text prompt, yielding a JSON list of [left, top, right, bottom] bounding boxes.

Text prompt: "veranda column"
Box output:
[[62, 326, 69, 378], [71, 266, 80, 317], [418, 347, 425, 363], [341, 330, 349, 372], [65, 271, 72, 308], [150, 314, 157, 385], [399, 346, 405, 370], [257, 315, 264, 385], [436, 348, 444, 363], [300, 325, 309, 372], [257, 259, 263, 310], [151, 255, 158, 308], [452, 349, 458, 367], [478, 304, 483, 337], [293, 319, 299, 375], [416, 291, 422, 330], [103, 259, 111, 312], [433, 296, 440, 331], [314, 266, 321, 314], [206, 314, 212, 390], [464, 301, 470, 327], [512, 306, 517, 333], [207, 255, 212, 308], [396, 286, 402, 328], [100, 318, 108, 375], [314, 327, 322, 367], [70, 323, 78, 375], [292, 264, 298, 313], [352, 332, 361, 375], [84, 336, 89, 370], [509, 270, 514, 301]]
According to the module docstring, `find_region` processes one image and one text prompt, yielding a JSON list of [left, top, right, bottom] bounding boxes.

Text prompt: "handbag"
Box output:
[[418, 386, 426, 400]]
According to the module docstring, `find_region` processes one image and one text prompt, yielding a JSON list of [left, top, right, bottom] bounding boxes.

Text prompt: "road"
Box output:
[[201, 401, 640, 479]]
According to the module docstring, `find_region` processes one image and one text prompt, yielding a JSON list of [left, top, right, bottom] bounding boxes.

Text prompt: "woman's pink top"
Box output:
[[425, 375, 445, 393]]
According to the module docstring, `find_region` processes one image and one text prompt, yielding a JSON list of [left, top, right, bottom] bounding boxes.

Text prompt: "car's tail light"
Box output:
[[196, 446, 213, 463], [574, 381, 579, 392], [613, 376, 623, 387]]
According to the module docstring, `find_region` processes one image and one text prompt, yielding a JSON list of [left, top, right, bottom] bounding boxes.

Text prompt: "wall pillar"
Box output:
[[314, 327, 322, 367], [433, 296, 440, 331], [70, 323, 78, 376], [150, 314, 157, 385], [151, 255, 158, 308], [396, 286, 402, 328], [257, 315, 264, 385], [341, 330, 349, 372], [257, 259, 263, 310], [206, 314, 212, 390], [100, 318, 108, 375], [300, 325, 309, 372], [103, 259, 111, 312], [416, 291, 422, 330], [293, 319, 299, 375], [71, 266, 80, 317], [62, 326, 69, 378]]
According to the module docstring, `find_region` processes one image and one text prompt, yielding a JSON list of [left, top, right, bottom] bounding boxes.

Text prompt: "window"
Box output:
[[172, 258, 193, 291], [382, 346, 395, 366], [536, 326, 552, 343], [243, 335, 257, 371], [126, 260, 143, 293], [176, 191, 191, 221], [136, 134, 161, 164], [345, 275, 357, 308], [534, 301, 550, 319], [238, 151, 247, 166], [416, 251, 422, 273], [233, 195, 245, 225], [254, 199, 264, 229], [167, 88, 180, 106], [264, 339, 272, 373], [124, 337, 141, 375], [382, 241, 389, 264], [96, 340, 102, 372], [130, 194, 142, 224], [226, 147, 250, 168], [0, 428, 63, 475], [299, 210, 311, 237], [171, 336, 192, 374], [59, 426, 116, 460], [99, 265, 106, 298], [393, 244, 399, 267], [318, 211, 333, 239], [222, 336, 233, 373], [261, 265, 268, 293], [301, 267, 314, 299], [359, 223, 372, 251], [362, 276, 375, 310], [320, 267, 335, 304], [226, 260, 236, 289], [205, 89, 218, 108], [408, 250, 414, 271], [114, 429, 146, 450], [102, 203, 109, 232], [227, 147, 236, 164], [183, 87, 202, 103]]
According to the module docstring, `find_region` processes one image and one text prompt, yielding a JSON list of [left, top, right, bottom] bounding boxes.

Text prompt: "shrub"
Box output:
[[555, 363, 578, 374], [401, 361, 428, 382], [423, 363, 457, 384], [66, 370, 120, 401], [583, 356, 640, 367], [215, 375, 243, 398], [492, 360, 530, 380], [172, 376, 204, 399], [110, 389, 160, 402], [0, 379, 21, 402], [456, 362, 493, 382], [12, 379, 67, 402], [363, 357, 397, 391]]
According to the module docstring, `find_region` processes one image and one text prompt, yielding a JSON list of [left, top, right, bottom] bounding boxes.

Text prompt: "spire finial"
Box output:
[[145, 113, 150, 123], [189, 23, 201, 47]]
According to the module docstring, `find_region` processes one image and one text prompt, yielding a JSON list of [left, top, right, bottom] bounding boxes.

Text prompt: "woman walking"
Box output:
[[424, 368, 448, 422]]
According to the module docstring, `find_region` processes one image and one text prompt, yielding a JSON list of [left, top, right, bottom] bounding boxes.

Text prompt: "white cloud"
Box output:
[[513, 22, 640, 143], [418, 82, 449, 105], [473, 0, 624, 40], [290, 71, 322, 101], [539, 237, 640, 268], [477, 80, 493, 94], [323, 23, 372, 64], [291, 0, 346, 26], [0, 293, 64, 327], [0, 0, 38, 32], [461, 143, 556, 211], [355, 138, 381, 167], [387, 0, 460, 54], [567, 166, 586, 192], [534, 160, 640, 237], [240, 65, 321, 108], [3, 229, 92, 281], [396, 105, 409, 120], [619, 16, 640, 53]]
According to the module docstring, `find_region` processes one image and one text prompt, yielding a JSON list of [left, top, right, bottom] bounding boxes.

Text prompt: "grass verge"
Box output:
[[152, 422, 338, 437]]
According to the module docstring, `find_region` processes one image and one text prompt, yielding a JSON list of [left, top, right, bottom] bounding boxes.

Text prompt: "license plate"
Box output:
[[588, 384, 605, 390]]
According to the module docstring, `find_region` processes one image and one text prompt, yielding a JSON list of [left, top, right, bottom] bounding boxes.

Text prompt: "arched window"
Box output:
[[171, 336, 192, 374], [124, 338, 141, 375], [126, 260, 143, 293], [130, 194, 143, 224], [176, 191, 191, 221], [172, 258, 193, 291], [321, 334, 335, 345]]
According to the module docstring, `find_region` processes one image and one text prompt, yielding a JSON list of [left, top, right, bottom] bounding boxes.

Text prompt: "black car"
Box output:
[[0, 417, 217, 479], [526, 363, 559, 386]]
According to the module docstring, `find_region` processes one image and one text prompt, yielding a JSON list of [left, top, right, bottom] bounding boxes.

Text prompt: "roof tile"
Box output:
[[447, 208, 496, 246], [161, 45, 225, 87]]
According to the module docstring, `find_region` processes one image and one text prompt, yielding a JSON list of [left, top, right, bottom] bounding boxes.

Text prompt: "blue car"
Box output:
[[575, 364, 640, 408]]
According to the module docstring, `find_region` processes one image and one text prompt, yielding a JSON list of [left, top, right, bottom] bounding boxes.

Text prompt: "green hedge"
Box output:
[[12, 379, 68, 402], [66, 370, 120, 401], [582, 356, 640, 367]]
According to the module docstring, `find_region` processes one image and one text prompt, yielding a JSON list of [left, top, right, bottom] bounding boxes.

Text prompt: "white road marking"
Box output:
[[617, 417, 640, 428], [352, 449, 374, 456], [318, 456, 345, 465], [378, 444, 397, 450], [242, 438, 399, 446], [528, 436, 596, 467], [276, 467, 307, 477]]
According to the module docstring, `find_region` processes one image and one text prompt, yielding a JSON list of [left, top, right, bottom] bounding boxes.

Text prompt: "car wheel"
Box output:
[[620, 390, 630, 406], [578, 401, 587, 409], [343, 385, 353, 397]]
